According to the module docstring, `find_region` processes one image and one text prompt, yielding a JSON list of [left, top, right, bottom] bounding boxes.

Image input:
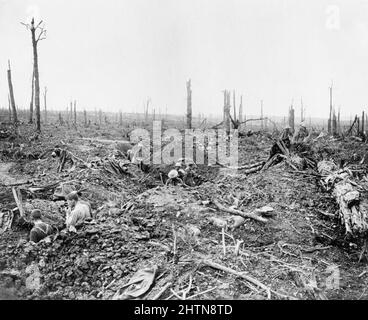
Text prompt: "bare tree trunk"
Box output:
[[223, 91, 226, 122], [145, 99, 150, 122], [74, 100, 77, 124], [7, 61, 18, 125], [66, 106, 69, 124], [223, 90, 231, 136], [362, 111, 365, 136], [58, 112, 64, 125], [227, 92, 231, 134], [238, 95, 243, 123], [186, 79, 192, 129], [332, 110, 337, 135], [99, 109, 102, 125], [328, 85, 332, 134], [288, 105, 295, 134], [300, 97, 304, 122], [119, 111, 123, 127], [70, 101, 73, 122], [43, 86, 47, 125], [29, 69, 34, 123], [8, 94, 11, 122], [260, 100, 264, 130], [30, 20, 41, 132], [84, 110, 87, 127], [233, 90, 236, 123]]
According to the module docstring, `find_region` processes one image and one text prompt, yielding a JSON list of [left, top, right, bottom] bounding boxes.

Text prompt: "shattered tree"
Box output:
[[328, 85, 333, 134], [84, 110, 88, 127], [29, 69, 34, 124], [43, 87, 47, 124], [119, 111, 123, 127], [223, 90, 231, 135], [233, 90, 236, 123], [74, 100, 77, 124], [238, 95, 243, 123], [318, 161, 368, 235], [288, 105, 295, 133], [22, 18, 46, 132], [7, 94, 11, 122], [260, 100, 264, 130], [7, 60, 18, 125], [186, 79, 192, 129]]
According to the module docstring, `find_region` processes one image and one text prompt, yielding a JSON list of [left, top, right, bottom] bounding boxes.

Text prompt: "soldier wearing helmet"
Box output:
[[29, 209, 53, 243]]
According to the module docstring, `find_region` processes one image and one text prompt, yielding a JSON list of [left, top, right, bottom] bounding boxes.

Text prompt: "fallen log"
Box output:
[[12, 187, 25, 218], [215, 160, 265, 171], [261, 153, 281, 171], [0, 180, 30, 187], [197, 257, 291, 299], [28, 181, 61, 193], [212, 200, 268, 223], [317, 160, 368, 235]]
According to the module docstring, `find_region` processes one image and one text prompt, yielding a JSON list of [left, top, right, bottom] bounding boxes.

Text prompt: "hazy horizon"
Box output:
[[1, 0, 368, 120]]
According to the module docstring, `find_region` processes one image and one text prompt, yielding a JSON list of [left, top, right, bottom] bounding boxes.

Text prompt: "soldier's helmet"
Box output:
[[31, 209, 42, 220]]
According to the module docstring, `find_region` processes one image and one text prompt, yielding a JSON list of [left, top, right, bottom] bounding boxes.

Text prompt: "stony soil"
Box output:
[[1, 123, 368, 300]]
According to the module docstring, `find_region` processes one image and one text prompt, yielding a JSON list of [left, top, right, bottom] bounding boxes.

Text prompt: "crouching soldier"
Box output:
[[279, 126, 292, 148], [292, 122, 309, 143], [29, 209, 53, 243], [65, 191, 93, 232]]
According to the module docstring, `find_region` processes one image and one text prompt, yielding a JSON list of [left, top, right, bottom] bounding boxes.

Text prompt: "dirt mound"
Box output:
[[2, 125, 368, 300]]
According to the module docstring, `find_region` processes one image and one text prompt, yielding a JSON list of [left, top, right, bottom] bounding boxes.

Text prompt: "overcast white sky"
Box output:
[[1, 0, 368, 119]]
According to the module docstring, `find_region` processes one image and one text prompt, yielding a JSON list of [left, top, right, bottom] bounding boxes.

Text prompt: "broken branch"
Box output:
[[212, 199, 268, 223], [152, 282, 172, 300], [12, 187, 25, 218], [200, 258, 271, 298]]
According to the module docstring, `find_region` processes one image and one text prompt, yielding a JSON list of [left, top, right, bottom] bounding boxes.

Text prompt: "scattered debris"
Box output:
[[113, 265, 157, 300], [2, 124, 368, 301], [25, 263, 41, 291], [318, 161, 368, 235]]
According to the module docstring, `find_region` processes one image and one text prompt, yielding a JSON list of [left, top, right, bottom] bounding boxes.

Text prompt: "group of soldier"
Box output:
[[29, 124, 310, 244], [280, 122, 310, 145], [29, 191, 92, 243]]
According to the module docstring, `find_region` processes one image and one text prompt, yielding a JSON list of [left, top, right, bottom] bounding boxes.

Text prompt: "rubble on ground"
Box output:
[[2, 124, 368, 300]]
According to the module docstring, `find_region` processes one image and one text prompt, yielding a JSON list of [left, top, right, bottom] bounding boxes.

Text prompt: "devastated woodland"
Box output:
[[2, 5, 368, 302], [1, 111, 368, 300]]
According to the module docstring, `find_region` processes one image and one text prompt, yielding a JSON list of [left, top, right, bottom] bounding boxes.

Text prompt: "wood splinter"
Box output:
[[12, 187, 25, 218]]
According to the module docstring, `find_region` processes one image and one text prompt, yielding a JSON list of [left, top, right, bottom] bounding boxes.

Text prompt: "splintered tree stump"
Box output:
[[333, 182, 367, 234], [318, 160, 368, 235]]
